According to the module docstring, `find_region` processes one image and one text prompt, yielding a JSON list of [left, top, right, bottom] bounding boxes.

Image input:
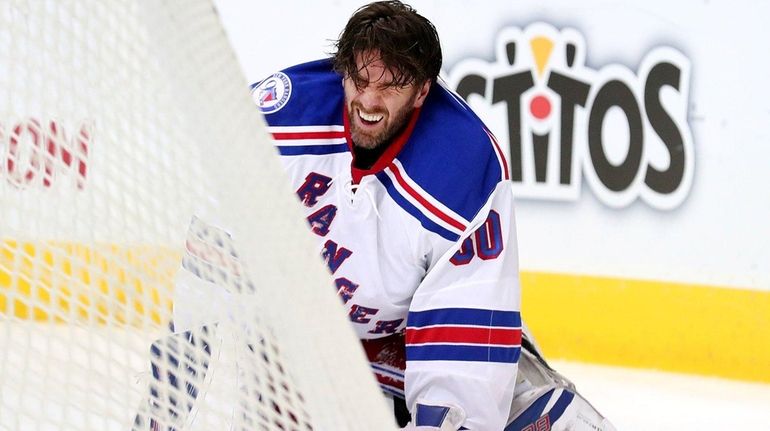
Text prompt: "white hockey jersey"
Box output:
[[177, 58, 522, 430]]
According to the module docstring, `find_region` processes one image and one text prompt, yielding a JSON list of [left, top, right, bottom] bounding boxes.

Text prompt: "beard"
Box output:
[[348, 99, 415, 150]]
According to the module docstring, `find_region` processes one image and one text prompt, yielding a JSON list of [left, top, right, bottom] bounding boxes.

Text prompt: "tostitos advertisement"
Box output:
[[214, 0, 770, 382]]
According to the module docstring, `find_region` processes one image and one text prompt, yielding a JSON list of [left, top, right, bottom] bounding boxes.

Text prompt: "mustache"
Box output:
[[350, 101, 387, 117]]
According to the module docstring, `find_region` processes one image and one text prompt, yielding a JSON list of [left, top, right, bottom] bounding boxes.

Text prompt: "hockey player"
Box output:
[[245, 1, 617, 430]]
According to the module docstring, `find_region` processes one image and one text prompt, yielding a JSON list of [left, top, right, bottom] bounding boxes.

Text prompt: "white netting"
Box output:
[[0, 1, 394, 430]]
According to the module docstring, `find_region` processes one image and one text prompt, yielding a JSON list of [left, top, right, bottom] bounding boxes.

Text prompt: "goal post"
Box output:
[[0, 1, 395, 430]]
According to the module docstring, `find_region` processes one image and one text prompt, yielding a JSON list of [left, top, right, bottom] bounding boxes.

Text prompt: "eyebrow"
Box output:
[[351, 69, 411, 90]]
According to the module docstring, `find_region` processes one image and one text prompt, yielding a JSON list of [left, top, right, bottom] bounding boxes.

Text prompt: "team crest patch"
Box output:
[[252, 72, 292, 113]]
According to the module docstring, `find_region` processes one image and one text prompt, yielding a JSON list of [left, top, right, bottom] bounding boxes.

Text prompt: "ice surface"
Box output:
[[552, 360, 770, 431]]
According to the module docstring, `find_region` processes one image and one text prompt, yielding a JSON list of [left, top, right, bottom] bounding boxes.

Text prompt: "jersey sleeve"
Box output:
[[405, 181, 520, 430]]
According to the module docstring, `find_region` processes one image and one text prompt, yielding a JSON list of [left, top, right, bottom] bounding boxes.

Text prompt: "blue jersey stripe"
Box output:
[[406, 344, 521, 363], [376, 172, 459, 242], [276, 143, 348, 156], [408, 308, 521, 328], [548, 390, 576, 424]]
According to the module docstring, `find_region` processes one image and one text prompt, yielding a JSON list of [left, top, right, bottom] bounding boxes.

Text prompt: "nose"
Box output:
[[355, 84, 382, 110]]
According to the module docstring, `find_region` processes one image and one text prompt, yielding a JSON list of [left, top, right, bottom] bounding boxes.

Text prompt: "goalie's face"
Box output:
[[344, 50, 431, 150]]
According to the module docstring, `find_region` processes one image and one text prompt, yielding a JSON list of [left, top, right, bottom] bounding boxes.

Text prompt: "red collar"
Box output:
[[344, 104, 422, 184]]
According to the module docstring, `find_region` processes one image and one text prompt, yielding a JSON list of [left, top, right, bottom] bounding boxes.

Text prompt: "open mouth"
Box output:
[[358, 108, 384, 126]]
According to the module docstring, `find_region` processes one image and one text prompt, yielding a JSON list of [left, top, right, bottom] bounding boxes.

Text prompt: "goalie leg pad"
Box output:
[[132, 326, 214, 431], [506, 347, 616, 431]]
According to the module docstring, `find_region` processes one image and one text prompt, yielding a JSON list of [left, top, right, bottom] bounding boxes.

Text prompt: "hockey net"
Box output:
[[0, 1, 394, 430]]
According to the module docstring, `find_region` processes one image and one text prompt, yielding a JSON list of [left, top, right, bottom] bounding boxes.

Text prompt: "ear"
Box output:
[[412, 80, 432, 109]]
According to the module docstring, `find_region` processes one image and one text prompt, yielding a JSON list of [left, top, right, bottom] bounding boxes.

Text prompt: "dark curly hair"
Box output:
[[332, 1, 442, 88]]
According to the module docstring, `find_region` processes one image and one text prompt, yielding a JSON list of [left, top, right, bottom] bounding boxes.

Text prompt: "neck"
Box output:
[[352, 143, 389, 170]]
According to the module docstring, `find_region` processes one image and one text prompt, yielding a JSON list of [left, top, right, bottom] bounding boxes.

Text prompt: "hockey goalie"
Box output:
[[133, 1, 616, 430]]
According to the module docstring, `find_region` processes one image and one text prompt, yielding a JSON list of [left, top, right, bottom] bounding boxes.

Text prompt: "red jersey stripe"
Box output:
[[406, 326, 522, 346], [486, 130, 510, 181], [388, 163, 467, 232], [272, 131, 346, 140]]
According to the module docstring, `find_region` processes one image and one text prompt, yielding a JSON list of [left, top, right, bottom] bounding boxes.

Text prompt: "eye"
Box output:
[[346, 75, 365, 91], [381, 83, 409, 94]]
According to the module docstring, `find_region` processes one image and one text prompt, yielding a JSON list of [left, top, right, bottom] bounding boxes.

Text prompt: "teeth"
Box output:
[[358, 109, 383, 122]]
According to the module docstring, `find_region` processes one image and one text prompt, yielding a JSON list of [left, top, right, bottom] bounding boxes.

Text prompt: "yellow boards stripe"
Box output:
[[521, 271, 770, 383], [0, 240, 178, 326], [2, 241, 769, 383]]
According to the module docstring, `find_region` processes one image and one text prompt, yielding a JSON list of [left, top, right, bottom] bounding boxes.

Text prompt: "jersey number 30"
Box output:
[[450, 210, 504, 265]]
